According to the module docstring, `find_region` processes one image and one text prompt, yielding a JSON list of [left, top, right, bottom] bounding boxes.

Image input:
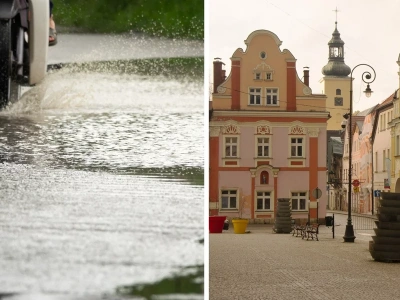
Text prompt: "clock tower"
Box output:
[[319, 21, 351, 130]]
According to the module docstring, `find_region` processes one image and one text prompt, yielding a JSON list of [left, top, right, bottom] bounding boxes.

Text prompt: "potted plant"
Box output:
[[209, 214, 226, 233], [232, 196, 249, 234], [208, 200, 226, 234]]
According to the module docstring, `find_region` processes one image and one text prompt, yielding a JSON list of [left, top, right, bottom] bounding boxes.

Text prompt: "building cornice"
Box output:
[[211, 110, 330, 118], [211, 95, 231, 99], [319, 76, 352, 83], [296, 95, 327, 99]]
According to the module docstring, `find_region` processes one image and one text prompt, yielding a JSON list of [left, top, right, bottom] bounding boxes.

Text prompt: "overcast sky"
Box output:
[[207, 0, 400, 112]]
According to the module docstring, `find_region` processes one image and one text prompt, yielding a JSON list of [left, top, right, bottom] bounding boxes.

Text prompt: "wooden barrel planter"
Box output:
[[273, 198, 292, 233], [370, 192, 400, 261]]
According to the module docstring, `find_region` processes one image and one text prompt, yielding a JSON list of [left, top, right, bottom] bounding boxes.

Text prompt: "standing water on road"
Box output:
[[0, 58, 204, 299]]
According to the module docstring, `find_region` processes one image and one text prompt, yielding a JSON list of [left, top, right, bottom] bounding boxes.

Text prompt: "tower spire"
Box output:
[[333, 7, 340, 24], [321, 12, 350, 77]]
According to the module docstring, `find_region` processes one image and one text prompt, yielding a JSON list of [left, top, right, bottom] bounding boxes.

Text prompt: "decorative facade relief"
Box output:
[[217, 86, 226, 94], [303, 86, 312, 95], [395, 125, 400, 136], [209, 126, 221, 137], [256, 125, 271, 135], [290, 124, 305, 135], [308, 128, 320, 138], [390, 127, 396, 139], [254, 62, 274, 72], [222, 123, 240, 134], [250, 165, 279, 179]]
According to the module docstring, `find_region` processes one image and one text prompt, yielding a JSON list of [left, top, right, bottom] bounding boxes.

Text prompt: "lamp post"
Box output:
[[344, 64, 376, 243]]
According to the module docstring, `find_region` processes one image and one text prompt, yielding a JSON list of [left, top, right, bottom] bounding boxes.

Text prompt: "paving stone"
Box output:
[[210, 212, 399, 300]]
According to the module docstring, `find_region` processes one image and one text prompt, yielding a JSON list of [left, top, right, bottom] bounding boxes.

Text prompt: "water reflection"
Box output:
[[0, 164, 204, 296], [0, 111, 203, 177]]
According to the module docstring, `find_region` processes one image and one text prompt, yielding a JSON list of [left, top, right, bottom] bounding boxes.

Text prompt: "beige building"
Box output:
[[389, 54, 400, 191]]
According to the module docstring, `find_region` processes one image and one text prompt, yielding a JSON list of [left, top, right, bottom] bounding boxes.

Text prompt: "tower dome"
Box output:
[[322, 22, 351, 76]]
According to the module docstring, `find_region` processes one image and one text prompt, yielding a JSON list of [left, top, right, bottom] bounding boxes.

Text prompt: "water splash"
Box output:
[[2, 65, 202, 115]]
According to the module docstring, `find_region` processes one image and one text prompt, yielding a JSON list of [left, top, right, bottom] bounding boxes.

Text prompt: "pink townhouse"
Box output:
[[209, 30, 329, 224]]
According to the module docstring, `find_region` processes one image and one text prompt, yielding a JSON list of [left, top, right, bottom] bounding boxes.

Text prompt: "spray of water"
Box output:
[[1, 64, 202, 115]]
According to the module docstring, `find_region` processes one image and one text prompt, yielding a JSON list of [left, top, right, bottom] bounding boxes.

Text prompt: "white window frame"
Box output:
[[254, 73, 261, 80], [220, 189, 238, 210], [249, 88, 262, 105], [266, 88, 279, 106], [255, 191, 272, 211], [265, 72, 273, 81], [291, 192, 307, 211], [224, 136, 239, 158], [256, 136, 271, 158], [290, 136, 304, 158]]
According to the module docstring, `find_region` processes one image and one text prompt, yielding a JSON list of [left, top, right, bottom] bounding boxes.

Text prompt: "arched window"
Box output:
[[260, 171, 269, 184], [336, 89, 341, 95]]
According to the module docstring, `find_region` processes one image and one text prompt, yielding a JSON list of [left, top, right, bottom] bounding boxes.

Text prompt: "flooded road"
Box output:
[[0, 36, 204, 299]]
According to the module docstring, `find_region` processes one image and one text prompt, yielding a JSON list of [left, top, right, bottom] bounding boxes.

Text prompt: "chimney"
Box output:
[[213, 58, 225, 93], [303, 66, 309, 87]]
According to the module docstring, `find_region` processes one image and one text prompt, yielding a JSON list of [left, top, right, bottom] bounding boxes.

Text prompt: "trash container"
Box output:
[[223, 219, 229, 230], [325, 216, 333, 227]]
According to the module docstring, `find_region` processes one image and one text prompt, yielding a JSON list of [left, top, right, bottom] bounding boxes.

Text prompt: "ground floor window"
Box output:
[[221, 190, 237, 209], [256, 191, 271, 210], [291, 192, 307, 210]]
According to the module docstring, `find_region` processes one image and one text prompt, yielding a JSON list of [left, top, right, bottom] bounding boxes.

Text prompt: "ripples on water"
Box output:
[[0, 69, 203, 172], [0, 65, 204, 298]]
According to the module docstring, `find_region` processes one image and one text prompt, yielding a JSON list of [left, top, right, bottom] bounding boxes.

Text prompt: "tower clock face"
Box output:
[[334, 97, 343, 106]]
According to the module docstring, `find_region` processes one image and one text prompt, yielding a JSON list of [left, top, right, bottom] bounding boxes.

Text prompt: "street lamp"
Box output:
[[344, 64, 376, 243]]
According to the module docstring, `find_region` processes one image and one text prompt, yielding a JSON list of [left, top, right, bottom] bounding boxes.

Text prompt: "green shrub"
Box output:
[[54, 0, 203, 39]]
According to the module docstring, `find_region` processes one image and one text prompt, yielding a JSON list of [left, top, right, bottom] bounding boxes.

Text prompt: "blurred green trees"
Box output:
[[54, 0, 203, 39]]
